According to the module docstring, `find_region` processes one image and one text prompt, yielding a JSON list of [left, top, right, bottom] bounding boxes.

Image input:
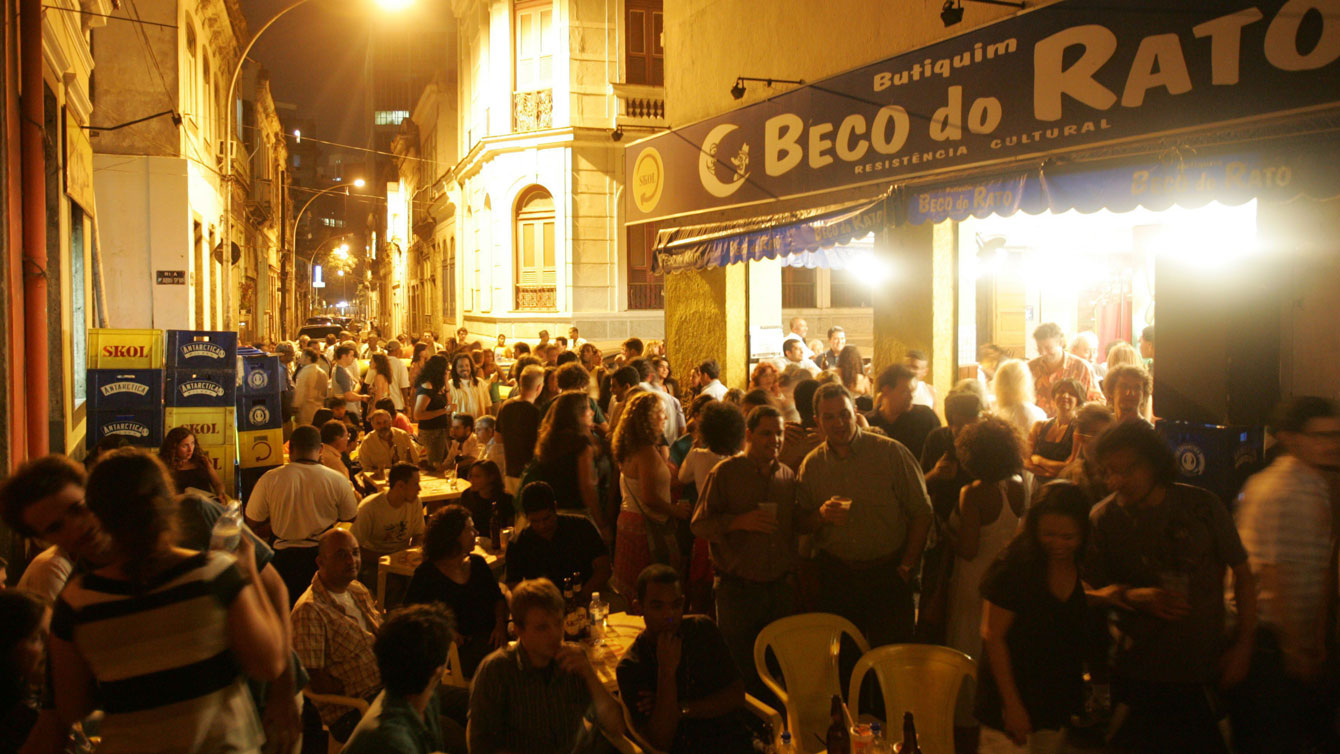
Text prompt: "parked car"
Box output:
[[296, 324, 342, 343]]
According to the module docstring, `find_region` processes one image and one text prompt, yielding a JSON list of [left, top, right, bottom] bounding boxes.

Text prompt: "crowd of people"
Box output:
[[2, 317, 1339, 754]]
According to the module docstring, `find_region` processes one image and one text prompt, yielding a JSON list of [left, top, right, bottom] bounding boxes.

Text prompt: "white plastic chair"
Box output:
[[754, 613, 870, 754], [440, 641, 469, 688], [847, 644, 976, 754]]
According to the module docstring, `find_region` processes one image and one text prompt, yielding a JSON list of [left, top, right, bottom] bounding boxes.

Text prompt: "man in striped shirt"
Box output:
[[468, 579, 625, 753], [1231, 397, 1340, 753]]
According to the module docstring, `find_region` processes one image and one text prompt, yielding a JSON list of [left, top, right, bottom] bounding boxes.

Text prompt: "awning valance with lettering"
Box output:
[[651, 193, 891, 275], [902, 142, 1340, 225]]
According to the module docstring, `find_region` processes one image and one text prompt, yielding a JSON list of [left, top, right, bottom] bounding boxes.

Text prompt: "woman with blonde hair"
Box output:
[[992, 359, 1046, 440], [611, 392, 688, 601], [1104, 341, 1141, 373]]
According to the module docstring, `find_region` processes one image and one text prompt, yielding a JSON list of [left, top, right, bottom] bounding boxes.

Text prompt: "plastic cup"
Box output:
[[832, 496, 852, 511]]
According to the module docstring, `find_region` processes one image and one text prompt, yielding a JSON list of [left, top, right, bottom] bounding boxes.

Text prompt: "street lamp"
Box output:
[[223, 0, 409, 331]]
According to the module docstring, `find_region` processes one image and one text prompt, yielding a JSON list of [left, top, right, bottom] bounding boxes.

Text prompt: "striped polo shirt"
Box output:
[[52, 551, 264, 754]]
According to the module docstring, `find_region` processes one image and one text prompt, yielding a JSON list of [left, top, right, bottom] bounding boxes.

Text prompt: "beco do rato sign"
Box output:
[[627, 0, 1340, 222]]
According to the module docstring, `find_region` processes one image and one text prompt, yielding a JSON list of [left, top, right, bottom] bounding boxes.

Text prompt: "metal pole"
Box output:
[[20, 0, 47, 457]]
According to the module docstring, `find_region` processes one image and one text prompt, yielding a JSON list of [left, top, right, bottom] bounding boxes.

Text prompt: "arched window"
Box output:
[[514, 186, 555, 310]]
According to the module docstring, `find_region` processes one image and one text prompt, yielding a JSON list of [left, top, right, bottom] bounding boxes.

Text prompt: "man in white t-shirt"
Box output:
[[383, 339, 411, 411], [350, 462, 425, 589], [905, 349, 937, 409], [245, 425, 360, 605]]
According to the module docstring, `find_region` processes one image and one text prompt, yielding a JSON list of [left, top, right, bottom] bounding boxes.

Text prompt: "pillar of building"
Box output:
[[664, 262, 752, 391], [872, 220, 957, 413]]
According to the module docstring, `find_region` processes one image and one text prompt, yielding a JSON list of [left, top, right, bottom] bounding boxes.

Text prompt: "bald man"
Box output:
[[291, 529, 385, 743]]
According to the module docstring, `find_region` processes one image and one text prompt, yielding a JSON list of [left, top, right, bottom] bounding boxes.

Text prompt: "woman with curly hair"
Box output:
[[612, 392, 689, 602], [945, 415, 1027, 675], [404, 505, 506, 677], [413, 355, 453, 468], [526, 391, 604, 533], [159, 426, 225, 499], [749, 361, 782, 401]]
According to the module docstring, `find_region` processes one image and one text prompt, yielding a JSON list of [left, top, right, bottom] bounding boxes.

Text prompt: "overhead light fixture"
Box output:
[[730, 76, 805, 101], [941, 0, 1026, 27]]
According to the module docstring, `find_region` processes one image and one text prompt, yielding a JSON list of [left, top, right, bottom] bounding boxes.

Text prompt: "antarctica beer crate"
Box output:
[[165, 370, 237, 407], [238, 428, 285, 469], [238, 350, 286, 396], [87, 409, 163, 450], [166, 330, 239, 371], [237, 393, 283, 432], [86, 369, 164, 411]]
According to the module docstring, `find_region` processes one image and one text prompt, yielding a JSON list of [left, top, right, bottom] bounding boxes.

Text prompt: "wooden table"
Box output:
[[376, 544, 502, 608], [588, 612, 645, 691], [367, 471, 468, 504]]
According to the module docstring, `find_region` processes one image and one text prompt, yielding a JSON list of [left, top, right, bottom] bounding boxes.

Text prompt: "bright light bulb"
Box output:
[[353, 178, 366, 188], [337, 270, 345, 276], [376, 0, 412, 9]]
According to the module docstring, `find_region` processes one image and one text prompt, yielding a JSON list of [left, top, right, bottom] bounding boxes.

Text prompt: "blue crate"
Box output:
[[239, 353, 286, 396], [238, 464, 280, 504], [1156, 420, 1266, 510], [166, 330, 238, 370], [87, 408, 163, 450], [165, 370, 237, 407], [87, 369, 163, 410], [236, 394, 284, 431]]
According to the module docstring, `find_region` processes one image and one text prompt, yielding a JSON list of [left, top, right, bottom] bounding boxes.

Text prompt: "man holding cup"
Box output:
[[692, 405, 821, 700], [795, 383, 933, 646]]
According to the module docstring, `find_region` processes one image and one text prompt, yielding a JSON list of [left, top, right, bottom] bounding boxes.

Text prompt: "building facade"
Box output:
[[383, 0, 669, 346], [639, 0, 1340, 425]]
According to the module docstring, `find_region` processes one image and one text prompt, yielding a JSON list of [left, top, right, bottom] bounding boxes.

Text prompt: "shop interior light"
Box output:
[[376, 0, 413, 9], [353, 178, 366, 188], [849, 250, 894, 286]]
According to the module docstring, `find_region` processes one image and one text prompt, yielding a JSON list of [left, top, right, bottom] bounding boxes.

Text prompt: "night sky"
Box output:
[[239, 0, 452, 147]]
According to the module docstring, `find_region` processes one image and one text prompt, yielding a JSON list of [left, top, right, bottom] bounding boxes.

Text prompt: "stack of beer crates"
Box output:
[[86, 329, 165, 451], [236, 346, 286, 501], [164, 330, 239, 497]]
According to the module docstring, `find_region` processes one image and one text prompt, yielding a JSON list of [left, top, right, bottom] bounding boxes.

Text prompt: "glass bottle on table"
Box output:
[[826, 695, 851, 754], [899, 712, 921, 754]]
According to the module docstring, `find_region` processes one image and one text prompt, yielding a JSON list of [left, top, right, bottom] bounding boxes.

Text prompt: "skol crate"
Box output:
[[198, 444, 237, 496], [87, 409, 163, 450], [165, 370, 237, 407], [238, 428, 285, 469], [239, 353, 286, 396], [236, 394, 284, 432], [88, 329, 164, 370], [164, 406, 235, 447], [166, 330, 238, 371], [86, 369, 163, 411]]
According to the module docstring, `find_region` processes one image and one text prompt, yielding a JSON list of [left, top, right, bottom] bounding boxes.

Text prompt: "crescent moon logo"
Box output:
[[699, 124, 750, 198]]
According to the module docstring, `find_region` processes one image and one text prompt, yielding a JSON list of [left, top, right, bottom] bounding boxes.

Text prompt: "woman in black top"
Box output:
[[159, 426, 225, 499], [525, 391, 602, 528], [404, 505, 506, 677], [1025, 378, 1083, 483], [975, 481, 1093, 751], [457, 460, 515, 534], [0, 590, 48, 754], [413, 355, 453, 469]]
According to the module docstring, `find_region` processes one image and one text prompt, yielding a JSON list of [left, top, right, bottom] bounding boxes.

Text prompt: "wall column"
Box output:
[[873, 220, 957, 413], [665, 262, 749, 391]]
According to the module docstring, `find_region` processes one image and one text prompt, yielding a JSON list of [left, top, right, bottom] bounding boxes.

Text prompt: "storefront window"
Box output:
[[830, 267, 873, 308], [781, 266, 816, 309]]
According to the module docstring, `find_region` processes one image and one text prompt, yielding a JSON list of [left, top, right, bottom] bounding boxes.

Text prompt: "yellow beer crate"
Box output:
[[238, 428, 285, 469], [164, 407, 236, 447], [88, 328, 165, 369], [197, 444, 237, 496]]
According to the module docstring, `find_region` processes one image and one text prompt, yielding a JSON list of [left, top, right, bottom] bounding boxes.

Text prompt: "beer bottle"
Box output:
[[562, 577, 583, 641], [825, 695, 851, 754], [901, 712, 921, 754]]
